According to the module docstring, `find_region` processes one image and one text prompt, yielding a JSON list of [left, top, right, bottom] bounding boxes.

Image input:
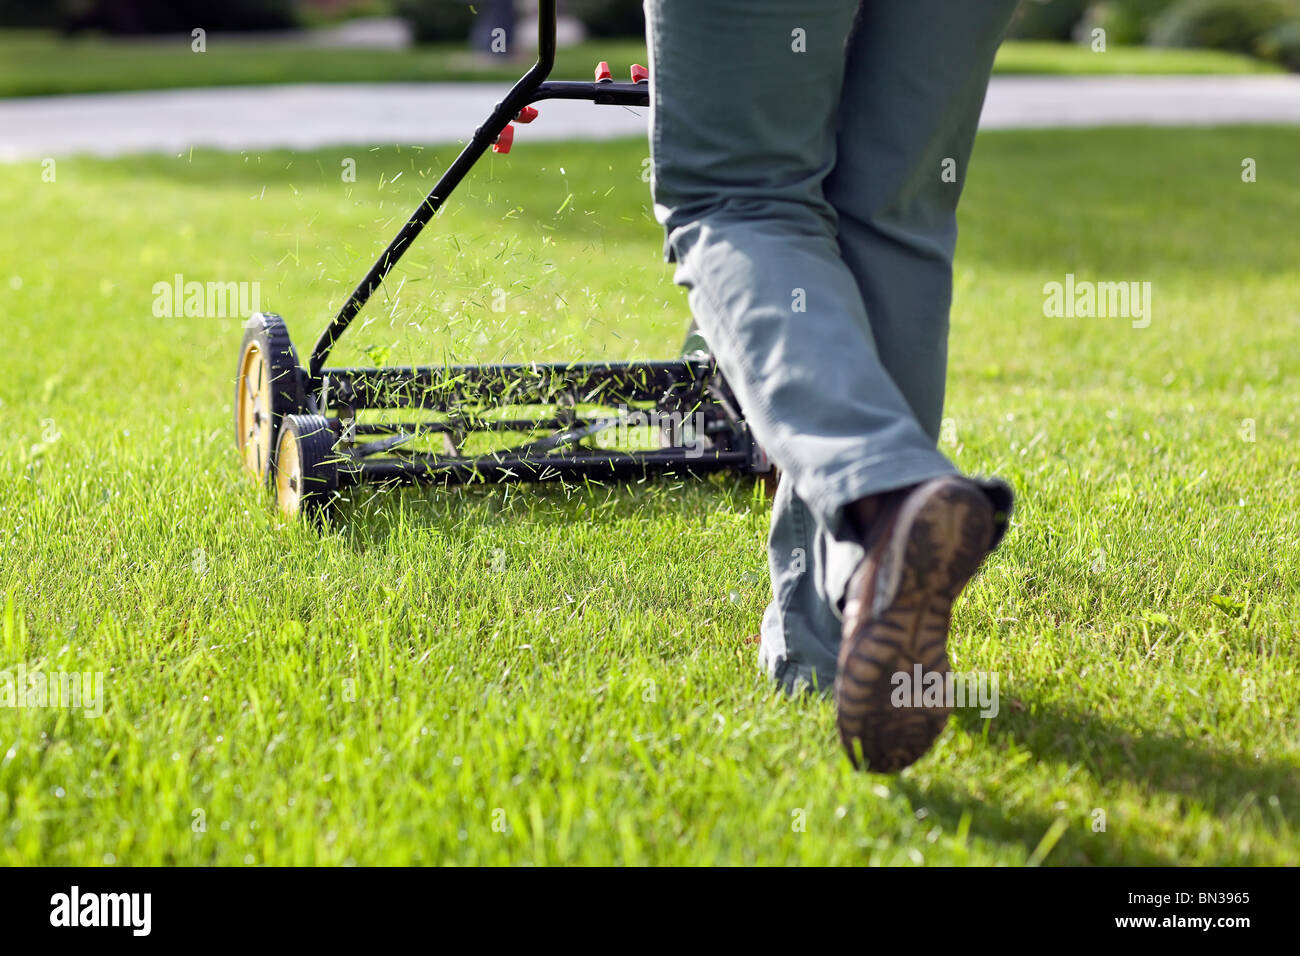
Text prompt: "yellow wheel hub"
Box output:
[[275, 427, 303, 519], [236, 342, 273, 481]]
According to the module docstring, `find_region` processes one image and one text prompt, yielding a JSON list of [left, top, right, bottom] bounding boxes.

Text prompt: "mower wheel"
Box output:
[[273, 415, 338, 520], [235, 312, 308, 486]]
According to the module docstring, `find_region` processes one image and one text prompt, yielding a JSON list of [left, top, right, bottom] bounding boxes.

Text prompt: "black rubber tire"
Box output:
[[273, 414, 339, 520], [234, 312, 308, 486]]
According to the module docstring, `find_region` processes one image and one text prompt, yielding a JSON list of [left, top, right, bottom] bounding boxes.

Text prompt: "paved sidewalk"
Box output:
[[2, 75, 1298, 161], [979, 75, 1300, 128]]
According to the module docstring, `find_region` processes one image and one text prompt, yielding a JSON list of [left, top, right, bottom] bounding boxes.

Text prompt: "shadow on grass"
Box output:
[[904, 699, 1297, 864], [969, 699, 1297, 820], [897, 776, 1178, 866]]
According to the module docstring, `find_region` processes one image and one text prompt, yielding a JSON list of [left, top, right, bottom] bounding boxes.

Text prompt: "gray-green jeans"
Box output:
[[645, 0, 1019, 692]]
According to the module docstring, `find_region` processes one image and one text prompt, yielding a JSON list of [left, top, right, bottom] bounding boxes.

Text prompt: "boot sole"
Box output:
[[835, 478, 995, 771]]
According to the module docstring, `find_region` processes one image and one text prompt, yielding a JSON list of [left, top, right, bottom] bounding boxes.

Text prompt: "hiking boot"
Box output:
[[835, 475, 1009, 771]]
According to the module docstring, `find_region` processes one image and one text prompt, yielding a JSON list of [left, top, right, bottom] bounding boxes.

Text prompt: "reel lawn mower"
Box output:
[[233, 0, 772, 519]]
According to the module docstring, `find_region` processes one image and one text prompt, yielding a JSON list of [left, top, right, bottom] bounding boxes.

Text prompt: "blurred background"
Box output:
[[0, 0, 1296, 98]]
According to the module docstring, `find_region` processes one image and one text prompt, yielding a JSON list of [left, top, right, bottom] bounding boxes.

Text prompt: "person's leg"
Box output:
[[822, 1, 1020, 769], [826, 0, 1020, 439], [758, 473, 832, 692], [646, 0, 957, 691]]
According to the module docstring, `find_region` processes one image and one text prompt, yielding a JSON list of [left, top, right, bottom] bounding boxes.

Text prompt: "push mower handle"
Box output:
[[308, 0, 653, 388], [532, 0, 559, 85], [481, 0, 560, 139], [307, 1, 559, 384]]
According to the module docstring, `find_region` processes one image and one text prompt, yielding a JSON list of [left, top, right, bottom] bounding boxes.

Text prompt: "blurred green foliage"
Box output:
[[1257, 17, 1300, 68], [391, 0, 476, 44], [1080, 0, 1179, 44], [1007, 0, 1090, 41], [1008, 0, 1300, 64], [565, 0, 643, 38], [1149, 0, 1299, 53]]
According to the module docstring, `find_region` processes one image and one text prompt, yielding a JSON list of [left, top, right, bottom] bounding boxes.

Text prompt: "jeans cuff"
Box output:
[[801, 449, 958, 536]]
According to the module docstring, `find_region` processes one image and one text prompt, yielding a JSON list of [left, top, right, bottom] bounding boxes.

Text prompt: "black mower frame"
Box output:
[[251, 0, 770, 507]]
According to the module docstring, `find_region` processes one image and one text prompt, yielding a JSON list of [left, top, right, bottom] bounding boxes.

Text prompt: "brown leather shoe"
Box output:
[[835, 476, 1000, 772]]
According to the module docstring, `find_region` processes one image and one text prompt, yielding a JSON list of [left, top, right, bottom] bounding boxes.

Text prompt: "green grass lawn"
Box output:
[[0, 33, 652, 98], [0, 31, 1280, 98], [1, 126, 1298, 865], [993, 40, 1282, 75]]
